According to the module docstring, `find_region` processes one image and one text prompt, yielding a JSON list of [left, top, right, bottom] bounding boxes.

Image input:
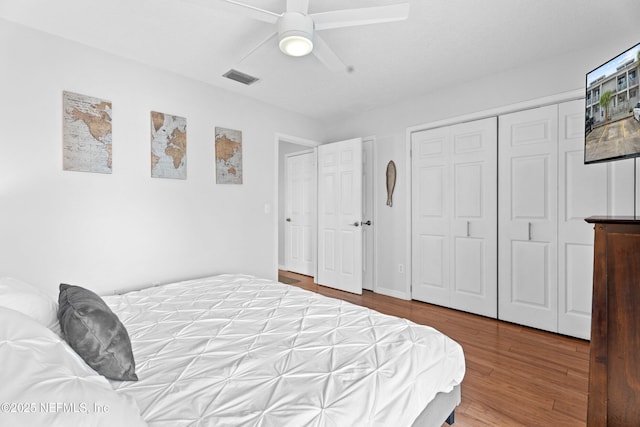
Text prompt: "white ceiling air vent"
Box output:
[[223, 69, 259, 85]]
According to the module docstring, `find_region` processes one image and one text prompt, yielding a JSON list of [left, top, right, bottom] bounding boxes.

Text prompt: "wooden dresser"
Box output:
[[585, 217, 640, 426]]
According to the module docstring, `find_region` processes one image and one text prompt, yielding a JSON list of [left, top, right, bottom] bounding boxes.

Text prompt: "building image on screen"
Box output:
[[585, 42, 640, 164]]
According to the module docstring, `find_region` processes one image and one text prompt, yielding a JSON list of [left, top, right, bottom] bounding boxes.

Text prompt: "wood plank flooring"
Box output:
[[278, 270, 589, 427]]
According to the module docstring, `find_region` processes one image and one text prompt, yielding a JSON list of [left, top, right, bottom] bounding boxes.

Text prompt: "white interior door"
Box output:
[[285, 150, 315, 276], [317, 138, 363, 294], [498, 104, 558, 332], [411, 118, 497, 317]]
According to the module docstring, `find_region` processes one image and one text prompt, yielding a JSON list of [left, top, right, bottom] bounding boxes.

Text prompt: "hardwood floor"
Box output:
[[278, 270, 589, 427]]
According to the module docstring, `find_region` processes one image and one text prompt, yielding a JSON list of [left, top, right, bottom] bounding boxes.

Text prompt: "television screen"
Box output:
[[585, 42, 640, 164]]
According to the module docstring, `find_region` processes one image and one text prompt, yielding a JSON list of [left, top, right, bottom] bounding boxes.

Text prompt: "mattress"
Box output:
[[104, 274, 465, 426]]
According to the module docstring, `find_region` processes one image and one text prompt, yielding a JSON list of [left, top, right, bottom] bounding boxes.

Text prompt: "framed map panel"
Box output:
[[150, 111, 187, 179], [62, 91, 112, 173], [215, 127, 243, 184]]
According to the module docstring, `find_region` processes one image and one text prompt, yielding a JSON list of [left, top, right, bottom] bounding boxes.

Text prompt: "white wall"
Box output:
[[0, 19, 326, 299], [2, 17, 637, 303], [325, 34, 640, 299]]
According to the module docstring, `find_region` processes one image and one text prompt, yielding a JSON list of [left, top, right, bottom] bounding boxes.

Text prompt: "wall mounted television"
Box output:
[[585, 42, 640, 164]]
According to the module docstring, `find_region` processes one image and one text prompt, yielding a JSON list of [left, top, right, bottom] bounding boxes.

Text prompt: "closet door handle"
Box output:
[[528, 222, 532, 241], [466, 221, 470, 237]]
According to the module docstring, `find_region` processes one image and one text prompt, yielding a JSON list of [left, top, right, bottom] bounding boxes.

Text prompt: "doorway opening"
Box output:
[[276, 134, 375, 293]]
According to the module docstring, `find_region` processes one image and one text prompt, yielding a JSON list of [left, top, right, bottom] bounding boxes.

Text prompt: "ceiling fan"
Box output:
[[202, 0, 410, 71]]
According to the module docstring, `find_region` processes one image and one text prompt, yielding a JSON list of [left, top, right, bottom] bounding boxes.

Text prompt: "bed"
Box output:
[[0, 274, 465, 427]]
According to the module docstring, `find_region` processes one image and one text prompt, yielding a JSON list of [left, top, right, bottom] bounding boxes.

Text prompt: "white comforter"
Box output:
[[104, 274, 465, 427]]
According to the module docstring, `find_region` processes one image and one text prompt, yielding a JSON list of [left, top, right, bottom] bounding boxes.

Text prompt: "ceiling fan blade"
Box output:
[[237, 32, 277, 63], [312, 34, 347, 72], [312, 3, 409, 31], [286, 0, 309, 14], [206, 0, 281, 24]]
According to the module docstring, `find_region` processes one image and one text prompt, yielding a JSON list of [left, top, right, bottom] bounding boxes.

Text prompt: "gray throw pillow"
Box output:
[[58, 283, 138, 381]]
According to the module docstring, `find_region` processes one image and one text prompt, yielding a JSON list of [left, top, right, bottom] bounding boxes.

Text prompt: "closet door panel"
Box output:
[[412, 128, 450, 306], [511, 156, 549, 219], [511, 240, 551, 306], [449, 118, 497, 317], [499, 104, 558, 331], [454, 238, 485, 295], [454, 163, 482, 217], [412, 117, 497, 318], [558, 99, 604, 339], [414, 235, 448, 304]]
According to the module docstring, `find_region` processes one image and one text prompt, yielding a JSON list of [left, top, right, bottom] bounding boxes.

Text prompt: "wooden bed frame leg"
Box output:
[[445, 410, 455, 425]]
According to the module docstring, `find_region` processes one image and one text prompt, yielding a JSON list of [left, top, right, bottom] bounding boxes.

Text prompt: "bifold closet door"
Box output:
[[558, 99, 626, 339], [499, 100, 632, 338], [412, 117, 497, 318], [498, 104, 559, 332]]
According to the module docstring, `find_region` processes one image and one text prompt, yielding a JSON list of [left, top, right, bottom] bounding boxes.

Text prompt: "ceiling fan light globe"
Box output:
[[279, 35, 313, 56], [277, 12, 314, 57]]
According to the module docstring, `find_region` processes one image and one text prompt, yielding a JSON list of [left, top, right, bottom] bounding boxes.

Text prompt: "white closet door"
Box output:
[[498, 104, 558, 332], [317, 138, 363, 294], [449, 118, 498, 317], [557, 100, 598, 339], [285, 150, 315, 276], [412, 126, 450, 306], [412, 117, 497, 317]]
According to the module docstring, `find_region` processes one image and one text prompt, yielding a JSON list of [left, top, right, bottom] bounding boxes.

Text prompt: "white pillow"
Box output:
[[0, 277, 59, 333], [0, 307, 147, 427]]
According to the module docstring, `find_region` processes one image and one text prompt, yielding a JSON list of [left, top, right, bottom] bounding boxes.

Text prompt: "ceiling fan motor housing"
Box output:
[[278, 12, 314, 56]]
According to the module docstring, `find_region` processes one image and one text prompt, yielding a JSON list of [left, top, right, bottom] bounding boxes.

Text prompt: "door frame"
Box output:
[[274, 133, 377, 291], [362, 137, 376, 291]]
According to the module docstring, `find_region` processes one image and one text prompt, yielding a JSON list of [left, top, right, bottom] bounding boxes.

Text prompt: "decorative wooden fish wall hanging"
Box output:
[[386, 160, 396, 207]]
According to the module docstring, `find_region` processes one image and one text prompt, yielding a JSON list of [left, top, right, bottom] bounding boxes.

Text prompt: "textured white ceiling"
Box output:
[[1, 0, 639, 123]]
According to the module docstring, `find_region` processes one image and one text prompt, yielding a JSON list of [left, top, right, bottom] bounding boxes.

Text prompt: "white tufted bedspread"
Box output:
[[104, 274, 465, 427]]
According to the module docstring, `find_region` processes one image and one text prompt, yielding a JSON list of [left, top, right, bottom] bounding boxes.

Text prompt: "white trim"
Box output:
[[376, 286, 410, 301], [362, 136, 376, 293], [407, 88, 584, 134], [368, 135, 378, 295], [405, 89, 584, 302], [285, 149, 315, 157], [276, 133, 321, 148], [405, 127, 413, 300]]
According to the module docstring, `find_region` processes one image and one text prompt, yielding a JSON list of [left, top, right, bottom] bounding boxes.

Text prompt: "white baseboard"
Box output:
[[375, 286, 410, 301]]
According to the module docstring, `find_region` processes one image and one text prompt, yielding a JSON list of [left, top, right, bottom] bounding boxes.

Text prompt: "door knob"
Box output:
[[352, 222, 360, 227], [286, 218, 291, 222], [361, 220, 372, 226]]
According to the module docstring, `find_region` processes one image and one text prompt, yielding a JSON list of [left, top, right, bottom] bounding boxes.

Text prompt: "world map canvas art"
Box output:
[[62, 91, 113, 174], [215, 127, 243, 184], [151, 111, 187, 179]]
